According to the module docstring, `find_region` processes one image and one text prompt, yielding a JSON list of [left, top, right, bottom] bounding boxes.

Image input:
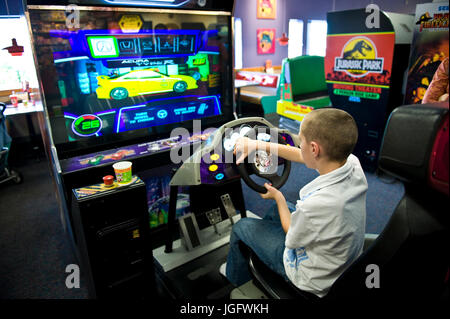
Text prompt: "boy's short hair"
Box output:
[[301, 108, 358, 162]]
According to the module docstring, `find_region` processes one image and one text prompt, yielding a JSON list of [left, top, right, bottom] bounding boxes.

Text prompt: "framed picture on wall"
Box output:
[[257, 28, 276, 54], [257, 0, 277, 19]]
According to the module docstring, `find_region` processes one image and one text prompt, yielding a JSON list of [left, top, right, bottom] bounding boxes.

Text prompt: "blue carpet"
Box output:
[[241, 161, 405, 234]]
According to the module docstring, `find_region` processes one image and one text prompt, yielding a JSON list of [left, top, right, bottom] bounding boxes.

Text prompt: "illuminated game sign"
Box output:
[[326, 33, 394, 87], [416, 7, 449, 32], [334, 37, 384, 77], [325, 32, 394, 103], [404, 3, 449, 104]]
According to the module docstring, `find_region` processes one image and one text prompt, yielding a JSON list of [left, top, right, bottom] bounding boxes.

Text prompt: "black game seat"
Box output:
[[244, 103, 449, 303]]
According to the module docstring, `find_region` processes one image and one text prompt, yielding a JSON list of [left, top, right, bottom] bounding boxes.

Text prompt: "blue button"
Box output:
[[215, 173, 224, 180]]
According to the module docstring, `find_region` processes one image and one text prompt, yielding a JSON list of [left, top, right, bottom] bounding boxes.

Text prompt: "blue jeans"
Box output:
[[225, 201, 296, 286]]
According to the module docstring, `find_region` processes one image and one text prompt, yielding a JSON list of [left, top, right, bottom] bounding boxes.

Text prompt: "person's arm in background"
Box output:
[[422, 57, 449, 104]]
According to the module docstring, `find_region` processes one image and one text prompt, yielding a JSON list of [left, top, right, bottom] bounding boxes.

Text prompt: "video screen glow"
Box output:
[[28, 7, 231, 147]]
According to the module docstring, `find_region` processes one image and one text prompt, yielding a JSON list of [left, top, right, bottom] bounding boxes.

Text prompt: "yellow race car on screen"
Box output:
[[96, 69, 198, 100]]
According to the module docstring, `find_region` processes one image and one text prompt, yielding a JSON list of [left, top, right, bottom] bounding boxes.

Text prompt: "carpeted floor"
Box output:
[[0, 157, 404, 299], [0, 159, 89, 299]]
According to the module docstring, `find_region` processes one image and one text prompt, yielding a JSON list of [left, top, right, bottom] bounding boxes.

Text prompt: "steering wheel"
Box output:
[[236, 126, 291, 193]]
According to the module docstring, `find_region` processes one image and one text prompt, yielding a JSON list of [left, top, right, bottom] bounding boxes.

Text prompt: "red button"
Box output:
[[103, 175, 114, 186]]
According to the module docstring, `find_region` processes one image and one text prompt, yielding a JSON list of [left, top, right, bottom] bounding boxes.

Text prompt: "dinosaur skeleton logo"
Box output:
[[334, 37, 384, 78]]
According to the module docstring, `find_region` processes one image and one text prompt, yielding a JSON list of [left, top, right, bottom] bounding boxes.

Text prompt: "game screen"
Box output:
[[27, 6, 233, 157]]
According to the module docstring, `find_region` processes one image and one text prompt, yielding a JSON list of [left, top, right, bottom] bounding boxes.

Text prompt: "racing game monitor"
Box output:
[[27, 5, 234, 159]]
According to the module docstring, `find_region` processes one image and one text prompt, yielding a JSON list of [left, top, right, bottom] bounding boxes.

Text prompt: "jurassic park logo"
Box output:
[[334, 37, 384, 78]]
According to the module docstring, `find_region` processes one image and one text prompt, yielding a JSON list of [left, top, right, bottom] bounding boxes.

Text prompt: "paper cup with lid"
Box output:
[[113, 161, 132, 184]]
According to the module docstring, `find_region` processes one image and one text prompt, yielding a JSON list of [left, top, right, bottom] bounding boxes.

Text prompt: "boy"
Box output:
[[222, 108, 368, 298]]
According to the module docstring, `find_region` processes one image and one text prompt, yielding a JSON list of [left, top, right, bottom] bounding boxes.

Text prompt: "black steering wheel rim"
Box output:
[[236, 126, 291, 193]]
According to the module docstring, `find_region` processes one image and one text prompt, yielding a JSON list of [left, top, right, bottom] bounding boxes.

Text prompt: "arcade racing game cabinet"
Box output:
[[25, 0, 238, 298], [158, 116, 300, 298]]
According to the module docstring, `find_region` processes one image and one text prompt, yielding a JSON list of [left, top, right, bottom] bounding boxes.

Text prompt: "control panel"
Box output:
[[170, 117, 299, 187]]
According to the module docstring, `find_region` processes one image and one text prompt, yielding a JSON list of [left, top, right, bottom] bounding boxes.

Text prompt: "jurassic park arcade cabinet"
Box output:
[[325, 9, 414, 172]]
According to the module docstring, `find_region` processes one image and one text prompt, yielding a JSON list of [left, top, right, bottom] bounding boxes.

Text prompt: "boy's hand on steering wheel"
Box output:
[[234, 137, 256, 165], [260, 183, 283, 201]]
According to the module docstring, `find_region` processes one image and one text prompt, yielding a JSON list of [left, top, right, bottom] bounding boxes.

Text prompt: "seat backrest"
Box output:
[[377, 103, 449, 191], [288, 55, 327, 100], [326, 103, 449, 302], [326, 189, 448, 302]]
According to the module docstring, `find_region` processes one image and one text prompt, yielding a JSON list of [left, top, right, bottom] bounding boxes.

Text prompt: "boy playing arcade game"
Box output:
[[222, 108, 368, 298]]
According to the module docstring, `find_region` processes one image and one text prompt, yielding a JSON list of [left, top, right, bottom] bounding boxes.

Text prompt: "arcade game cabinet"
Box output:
[[404, 2, 449, 105], [25, 0, 236, 298], [162, 116, 301, 298], [325, 9, 414, 172]]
